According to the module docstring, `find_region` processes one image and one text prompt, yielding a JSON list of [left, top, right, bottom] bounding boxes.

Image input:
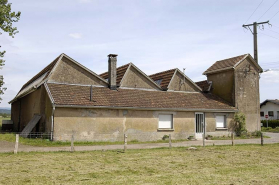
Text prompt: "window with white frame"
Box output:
[[216, 115, 226, 128], [158, 114, 173, 129]]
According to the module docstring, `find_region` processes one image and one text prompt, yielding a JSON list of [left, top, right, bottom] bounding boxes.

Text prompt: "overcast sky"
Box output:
[[0, 0, 278, 108]]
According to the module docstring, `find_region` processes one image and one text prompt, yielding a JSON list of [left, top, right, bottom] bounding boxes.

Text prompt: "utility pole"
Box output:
[[242, 21, 269, 63]]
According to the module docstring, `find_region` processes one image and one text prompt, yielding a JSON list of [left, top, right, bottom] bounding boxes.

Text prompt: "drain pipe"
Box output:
[[51, 105, 55, 141]]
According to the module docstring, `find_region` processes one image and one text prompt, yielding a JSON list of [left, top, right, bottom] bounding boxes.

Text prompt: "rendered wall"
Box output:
[[53, 107, 234, 141], [207, 70, 234, 104], [234, 58, 261, 131], [120, 66, 161, 90], [48, 57, 107, 86], [260, 102, 279, 120], [168, 72, 200, 92]]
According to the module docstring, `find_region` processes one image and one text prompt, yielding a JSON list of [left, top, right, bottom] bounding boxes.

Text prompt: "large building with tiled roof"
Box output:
[[9, 53, 262, 141]]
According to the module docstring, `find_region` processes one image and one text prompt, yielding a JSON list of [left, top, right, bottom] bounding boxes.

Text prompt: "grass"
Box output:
[[0, 144, 279, 184], [0, 133, 191, 147], [262, 127, 279, 133]]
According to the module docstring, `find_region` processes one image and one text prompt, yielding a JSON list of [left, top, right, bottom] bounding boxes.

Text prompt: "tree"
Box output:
[[230, 112, 246, 136], [0, 0, 21, 102]]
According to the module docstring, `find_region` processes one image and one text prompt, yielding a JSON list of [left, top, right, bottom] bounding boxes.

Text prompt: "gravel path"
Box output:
[[0, 132, 278, 153]]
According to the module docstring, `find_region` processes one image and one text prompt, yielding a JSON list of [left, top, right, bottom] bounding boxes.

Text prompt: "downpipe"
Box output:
[[51, 105, 55, 141]]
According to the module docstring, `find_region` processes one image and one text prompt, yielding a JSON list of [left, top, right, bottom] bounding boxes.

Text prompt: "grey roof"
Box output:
[[260, 99, 279, 107]]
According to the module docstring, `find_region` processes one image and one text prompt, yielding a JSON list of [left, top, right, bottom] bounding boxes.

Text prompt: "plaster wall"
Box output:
[[168, 72, 200, 92], [234, 58, 261, 131], [53, 107, 234, 141], [207, 70, 234, 104], [260, 102, 279, 120], [120, 66, 160, 90], [48, 57, 107, 86]]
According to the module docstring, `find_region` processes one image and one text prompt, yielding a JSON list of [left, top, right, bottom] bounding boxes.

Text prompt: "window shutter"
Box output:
[[159, 114, 173, 129]]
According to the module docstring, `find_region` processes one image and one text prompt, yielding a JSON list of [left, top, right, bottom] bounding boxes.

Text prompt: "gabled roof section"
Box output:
[[46, 82, 236, 111], [195, 80, 212, 92], [149, 69, 176, 90], [99, 63, 130, 85], [260, 99, 279, 107], [175, 69, 202, 91], [203, 54, 263, 75]]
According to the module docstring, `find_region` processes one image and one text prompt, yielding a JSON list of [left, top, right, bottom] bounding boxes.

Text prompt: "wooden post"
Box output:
[[202, 133, 205, 147], [261, 132, 263, 146], [14, 134, 19, 154], [71, 134, 75, 152], [169, 134, 172, 149], [231, 132, 234, 146], [124, 134, 127, 152]]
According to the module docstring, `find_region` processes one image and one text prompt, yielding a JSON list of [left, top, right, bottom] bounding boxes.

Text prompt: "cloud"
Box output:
[[68, 33, 82, 39]]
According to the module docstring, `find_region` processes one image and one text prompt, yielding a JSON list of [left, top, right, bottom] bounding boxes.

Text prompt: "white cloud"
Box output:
[[68, 33, 82, 39]]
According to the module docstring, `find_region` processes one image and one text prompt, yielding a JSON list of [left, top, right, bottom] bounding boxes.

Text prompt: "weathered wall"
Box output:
[[120, 66, 161, 90], [207, 70, 234, 104], [48, 56, 107, 86], [205, 112, 234, 136], [234, 58, 261, 131], [10, 86, 52, 132], [53, 107, 233, 141], [168, 71, 200, 92], [11, 100, 20, 131]]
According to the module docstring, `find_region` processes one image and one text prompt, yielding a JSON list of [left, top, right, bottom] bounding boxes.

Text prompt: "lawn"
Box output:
[[0, 144, 279, 184]]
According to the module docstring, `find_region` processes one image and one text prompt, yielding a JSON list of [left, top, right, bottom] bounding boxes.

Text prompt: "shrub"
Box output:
[[251, 131, 262, 137], [261, 120, 279, 128], [232, 112, 247, 136], [162, 135, 169, 140]]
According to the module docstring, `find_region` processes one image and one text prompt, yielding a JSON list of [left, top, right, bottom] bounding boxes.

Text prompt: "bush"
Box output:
[[261, 120, 279, 128], [162, 135, 169, 140], [232, 112, 246, 136], [251, 131, 262, 137]]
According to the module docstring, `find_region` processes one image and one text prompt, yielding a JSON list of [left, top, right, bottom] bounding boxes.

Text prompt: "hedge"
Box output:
[[261, 120, 279, 128]]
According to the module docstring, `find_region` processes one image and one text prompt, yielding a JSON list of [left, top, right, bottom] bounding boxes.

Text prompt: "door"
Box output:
[[195, 112, 205, 140]]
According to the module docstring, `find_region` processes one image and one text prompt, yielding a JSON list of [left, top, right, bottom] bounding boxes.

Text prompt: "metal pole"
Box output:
[[261, 132, 263, 146], [202, 122, 205, 147], [267, 119, 268, 128]]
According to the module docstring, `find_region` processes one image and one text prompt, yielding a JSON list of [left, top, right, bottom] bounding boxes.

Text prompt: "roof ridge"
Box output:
[[149, 68, 177, 76], [99, 63, 131, 76]]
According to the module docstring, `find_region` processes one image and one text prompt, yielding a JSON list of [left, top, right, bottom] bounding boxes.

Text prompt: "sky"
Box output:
[[0, 0, 279, 108]]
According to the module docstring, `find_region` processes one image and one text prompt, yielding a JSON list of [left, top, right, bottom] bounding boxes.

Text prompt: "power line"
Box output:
[[270, 9, 279, 20], [258, 0, 279, 21], [266, 28, 279, 34], [259, 32, 279, 40], [244, 0, 264, 24]]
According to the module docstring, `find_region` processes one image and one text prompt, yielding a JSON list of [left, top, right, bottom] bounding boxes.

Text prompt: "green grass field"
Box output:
[[0, 144, 278, 184]]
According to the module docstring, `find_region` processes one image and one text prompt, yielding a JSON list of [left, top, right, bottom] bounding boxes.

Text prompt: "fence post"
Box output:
[[71, 133, 75, 152], [231, 132, 234, 146], [124, 134, 127, 152], [261, 132, 263, 146], [14, 134, 19, 154], [169, 134, 172, 149]]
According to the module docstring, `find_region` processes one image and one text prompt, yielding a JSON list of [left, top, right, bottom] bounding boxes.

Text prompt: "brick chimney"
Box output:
[[108, 54, 118, 90]]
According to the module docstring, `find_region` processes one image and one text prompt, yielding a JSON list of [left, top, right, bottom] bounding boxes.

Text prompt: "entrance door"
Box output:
[[195, 113, 204, 140]]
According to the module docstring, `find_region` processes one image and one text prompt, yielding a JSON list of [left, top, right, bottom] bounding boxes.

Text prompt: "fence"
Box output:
[[0, 130, 272, 154]]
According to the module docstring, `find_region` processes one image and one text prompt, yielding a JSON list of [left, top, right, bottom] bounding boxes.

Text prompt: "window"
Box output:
[[260, 112, 264, 117], [155, 79, 163, 85], [216, 115, 226, 128], [158, 114, 173, 129], [268, 111, 274, 117]]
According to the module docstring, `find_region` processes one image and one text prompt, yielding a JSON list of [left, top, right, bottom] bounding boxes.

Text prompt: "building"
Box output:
[[260, 99, 279, 120], [9, 53, 262, 141]]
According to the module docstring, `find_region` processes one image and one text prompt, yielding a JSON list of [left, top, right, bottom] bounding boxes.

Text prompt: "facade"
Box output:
[[260, 100, 279, 120], [9, 53, 262, 141]]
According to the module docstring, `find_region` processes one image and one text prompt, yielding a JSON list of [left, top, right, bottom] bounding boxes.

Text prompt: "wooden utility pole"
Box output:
[[242, 21, 269, 63]]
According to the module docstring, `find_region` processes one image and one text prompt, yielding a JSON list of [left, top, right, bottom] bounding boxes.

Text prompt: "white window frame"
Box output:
[[214, 113, 228, 129], [158, 114, 173, 130]]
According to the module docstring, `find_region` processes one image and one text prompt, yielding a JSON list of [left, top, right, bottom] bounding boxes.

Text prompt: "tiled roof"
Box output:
[[203, 54, 247, 74], [149, 69, 176, 89], [195, 80, 211, 92], [47, 83, 236, 110], [19, 55, 60, 91], [99, 63, 130, 85]]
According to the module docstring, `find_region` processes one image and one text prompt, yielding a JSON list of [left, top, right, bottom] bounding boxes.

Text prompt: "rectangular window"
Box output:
[[216, 115, 226, 128], [268, 111, 274, 117], [260, 112, 264, 117], [158, 114, 173, 129]]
